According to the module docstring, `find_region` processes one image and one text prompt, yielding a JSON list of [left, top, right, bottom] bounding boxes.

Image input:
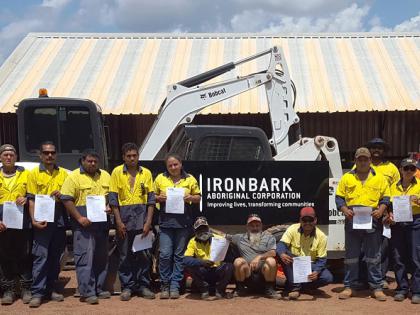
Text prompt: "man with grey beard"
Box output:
[[227, 214, 278, 298]]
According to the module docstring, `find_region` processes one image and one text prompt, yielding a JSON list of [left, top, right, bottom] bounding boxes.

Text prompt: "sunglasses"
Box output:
[[301, 217, 315, 223], [42, 151, 56, 155], [403, 166, 416, 172]]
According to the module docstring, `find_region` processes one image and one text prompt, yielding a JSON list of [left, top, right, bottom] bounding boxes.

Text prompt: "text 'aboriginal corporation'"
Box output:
[[204, 177, 315, 209]]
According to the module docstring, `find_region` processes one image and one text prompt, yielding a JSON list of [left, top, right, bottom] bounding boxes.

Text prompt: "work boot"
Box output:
[[234, 282, 247, 297], [215, 290, 234, 300], [288, 291, 300, 300], [51, 291, 64, 302], [393, 293, 406, 302], [412, 295, 420, 304], [84, 295, 99, 304], [29, 297, 42, 308], [170, 289, 180, 299], [160, 285, 170, 299], [338, 288, 352, 300], [21, 289, 32, 304], [120, 290, 132, 301], [264, 282, 279, 299], [98, 291, 111, 299], [373, 290, 386, 301], [1, 291, 14, 305], [381, 280, 389, 289], [139, 287, 155, 299], [200, 291, 210, 300]]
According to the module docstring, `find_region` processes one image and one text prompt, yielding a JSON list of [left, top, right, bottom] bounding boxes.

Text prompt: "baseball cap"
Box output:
[[193, 216, 208, 230], [367, 138, 389, 149], [400, 158, 417, 168], [247, 213, 262, 225], [300, 207, 316, 218], [355, 147, 371, 159], [0, 144, 16, 155]]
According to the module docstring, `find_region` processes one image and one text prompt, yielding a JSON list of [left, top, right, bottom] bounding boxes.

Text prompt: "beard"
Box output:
[[248, 232, 262, 247]]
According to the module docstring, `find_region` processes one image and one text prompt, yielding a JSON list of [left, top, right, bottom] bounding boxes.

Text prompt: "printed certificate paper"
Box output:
[[3, 202, 24, 229], [293, 256, 312, 283], [165, 188, 185, 214], [393, 195, 413, 222], [210, 237, 230, 262], [353, 206, 372, 229], [132, 232, 154, 252], [34, 194, 55, 222], [86, 195, 107, 222]]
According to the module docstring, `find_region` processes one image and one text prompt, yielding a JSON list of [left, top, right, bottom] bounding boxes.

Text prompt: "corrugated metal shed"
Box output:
[[0, 32, 418, 114]]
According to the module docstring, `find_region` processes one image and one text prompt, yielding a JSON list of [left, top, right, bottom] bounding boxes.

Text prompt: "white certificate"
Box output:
[[132, 232, 155, 252], [165, 187, 185, 214], [86, 195, 107, 222], [293, 256, 312, 283], [34, 194, 55, 222], [210, 237, 230, 262], [2, 202, 24, 230], [353, 206, 372, 229], [393, 195, 413, 222], [382, 224, 391, 239]]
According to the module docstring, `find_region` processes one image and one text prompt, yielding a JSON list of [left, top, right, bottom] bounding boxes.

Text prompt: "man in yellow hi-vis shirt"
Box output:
[[336, 147, 390, 301], [0, 144, 32, 305], [109, 143, 155, 301], [60, 149, 111, 305], [26, 141, 68, 308]]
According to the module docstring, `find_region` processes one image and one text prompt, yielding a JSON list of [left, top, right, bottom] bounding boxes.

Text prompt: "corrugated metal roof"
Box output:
[[0, 32, 418, 114]]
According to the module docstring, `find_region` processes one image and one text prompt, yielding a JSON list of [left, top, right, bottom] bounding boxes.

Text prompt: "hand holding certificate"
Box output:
[[352, 206, 372, 229], [86, 195, 107, 222], [393, 195, 413, 222], [165, 187, 185, 214], [293, 256, 312, 283], [2, 202, 24, 230], [34, 194, 55, 222], [210, 237, 229, 262]]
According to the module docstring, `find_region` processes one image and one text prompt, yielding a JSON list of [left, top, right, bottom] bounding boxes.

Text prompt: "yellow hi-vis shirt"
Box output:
[[184, 234, 223, 267], [280, 223, 327, 261], [390, 178, 420, 216], [371, 161, 400, 186], [0, 166, 28, 204], [60, 167, 110, 207], [27, 164, 68, 198], [336, 168, 390, 208], [109, 164, 154, 206]]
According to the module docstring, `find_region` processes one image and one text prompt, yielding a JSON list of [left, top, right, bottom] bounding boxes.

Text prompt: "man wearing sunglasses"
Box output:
[[277, 207, 332, 300], [26, 141, 68, 308], [388, 158, 420, 304]]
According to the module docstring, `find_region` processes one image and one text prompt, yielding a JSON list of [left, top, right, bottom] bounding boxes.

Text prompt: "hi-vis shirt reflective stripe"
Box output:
[[27, 164, 68, 197], [390, 178, 420, 216], [109, 164, 154, 206], [0, 166, 28, 204], [154, 172, 201, 199], [336, 168, 390, 208], [60, 168, 110, 206]]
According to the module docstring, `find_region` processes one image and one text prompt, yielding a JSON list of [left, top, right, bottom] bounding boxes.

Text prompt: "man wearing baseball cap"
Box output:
[[0, 144, 32, 305], [277, 207, 333, 300], [336, 147, 390, 301], [227, 213, 278, 298], [183, 217, 233, 300]]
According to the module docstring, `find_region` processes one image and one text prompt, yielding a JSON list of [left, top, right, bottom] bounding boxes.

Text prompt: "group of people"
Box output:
[[0, 136, 419, 308]]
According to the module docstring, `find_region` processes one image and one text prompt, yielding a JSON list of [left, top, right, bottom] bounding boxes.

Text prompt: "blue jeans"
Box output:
[[117, 231, 151, 292], [279, 251, 333, 292], [31, 225, 66, 298], [159, 227, 190, 291], [391, 215, 420, 295], [344, 220, 382, 290]]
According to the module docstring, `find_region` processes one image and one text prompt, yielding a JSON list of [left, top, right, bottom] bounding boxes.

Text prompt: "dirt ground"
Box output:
[[0, 270, 419, 315]]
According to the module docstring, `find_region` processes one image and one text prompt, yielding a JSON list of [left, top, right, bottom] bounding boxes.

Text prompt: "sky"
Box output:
[[0, 0, 419, 64]]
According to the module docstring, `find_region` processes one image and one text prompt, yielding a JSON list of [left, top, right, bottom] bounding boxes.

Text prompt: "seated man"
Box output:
[[277, 207, 333, 300], [228, 214, 278, 298], [183, 217, 233, 300]]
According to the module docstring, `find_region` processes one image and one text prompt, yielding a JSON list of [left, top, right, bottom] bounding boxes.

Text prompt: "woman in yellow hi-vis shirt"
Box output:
[[154, 153, 201, 299], [388, 158, 420, 304]]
